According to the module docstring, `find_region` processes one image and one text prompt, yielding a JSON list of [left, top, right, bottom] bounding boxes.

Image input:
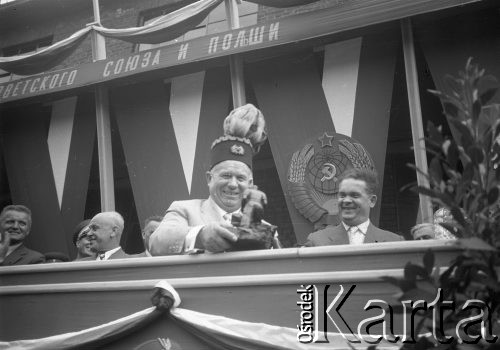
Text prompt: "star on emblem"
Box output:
[[318, 132, 334, 148]]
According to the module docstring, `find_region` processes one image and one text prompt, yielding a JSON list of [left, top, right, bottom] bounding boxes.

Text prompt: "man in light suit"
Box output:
[[149, 104, 274, 255], [0, 205, 45, 266], [305, 168, 403, 246], [82, 211, 143, 260]]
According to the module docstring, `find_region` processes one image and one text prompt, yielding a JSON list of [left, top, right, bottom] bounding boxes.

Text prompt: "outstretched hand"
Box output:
[[195, 222, 238, 253], [0, 231, 11, 263]]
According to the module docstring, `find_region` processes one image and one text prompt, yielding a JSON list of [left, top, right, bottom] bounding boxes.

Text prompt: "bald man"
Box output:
[[81, 211, 143, 261]]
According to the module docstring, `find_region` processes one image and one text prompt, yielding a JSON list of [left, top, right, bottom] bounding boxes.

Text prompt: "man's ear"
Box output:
[[110, 227, 117, 238], [205, 171, 213, 185], [369, 194, 377, 208]]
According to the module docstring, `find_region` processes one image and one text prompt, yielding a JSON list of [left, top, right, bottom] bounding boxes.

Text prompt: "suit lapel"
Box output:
[[364, 223, 378, 243], [109, 247, 124, 260], [328, 225, 349, 245], [201, 199, 223, 224], [4, 245, 26, 265]]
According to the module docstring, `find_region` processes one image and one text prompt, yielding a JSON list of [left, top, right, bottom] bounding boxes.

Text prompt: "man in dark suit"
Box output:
[[0, 205, 45, 265], [82, 211, 143, 260], [305, 168, 403, 246]]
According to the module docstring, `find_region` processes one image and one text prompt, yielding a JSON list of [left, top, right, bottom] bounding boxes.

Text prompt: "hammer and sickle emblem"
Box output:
[[321, 163, 337, 182]]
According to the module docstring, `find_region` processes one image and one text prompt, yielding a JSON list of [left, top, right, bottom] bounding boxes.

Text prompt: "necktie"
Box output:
[[98, 252, 106, 260], [223, 213, 232, 224], [348, 226, 365, 245]]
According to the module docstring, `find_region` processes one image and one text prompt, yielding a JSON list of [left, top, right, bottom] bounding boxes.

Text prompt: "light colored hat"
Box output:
[[210, 104, 267, 169]]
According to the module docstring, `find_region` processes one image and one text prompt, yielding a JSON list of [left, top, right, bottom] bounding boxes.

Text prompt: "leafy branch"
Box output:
[[385, 58, 500, 349]]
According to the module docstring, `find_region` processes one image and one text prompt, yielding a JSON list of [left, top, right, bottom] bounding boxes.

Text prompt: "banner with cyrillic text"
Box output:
[[0, 0, 478, 104]]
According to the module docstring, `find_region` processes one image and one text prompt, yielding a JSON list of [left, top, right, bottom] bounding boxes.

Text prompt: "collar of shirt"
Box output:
[[96, 246, 121, 261], [208, 197, 242, 221], [342, 219, 371, 234], [6, 242, 22, 257]]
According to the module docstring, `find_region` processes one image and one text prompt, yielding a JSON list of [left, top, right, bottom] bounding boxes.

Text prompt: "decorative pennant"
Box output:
[[321, 37, 362, 137], [169, 71, 205, 194], [47, 97, 77, 208]]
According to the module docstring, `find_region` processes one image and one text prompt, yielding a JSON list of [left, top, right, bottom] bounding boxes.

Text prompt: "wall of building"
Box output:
[[1, 0, 343, 70]]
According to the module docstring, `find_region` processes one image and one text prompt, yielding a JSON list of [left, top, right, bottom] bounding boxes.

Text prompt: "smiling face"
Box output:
[[338, 178, 377, 226], [76, 229, 95, 257], [206, 160, 253, 213], [0, 210, 30, 245], [88, 214, 119, 252]]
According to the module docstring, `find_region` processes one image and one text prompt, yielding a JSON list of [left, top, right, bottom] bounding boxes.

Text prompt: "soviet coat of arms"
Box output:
[[287, 132, 375, 226]]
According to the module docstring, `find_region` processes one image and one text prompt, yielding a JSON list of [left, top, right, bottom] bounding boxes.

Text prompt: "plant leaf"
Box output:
[[445, 141, 459, 169], [405, 263, 429, 281], [487, 187, 499, 205], [423, 250, 434, 274], [466, 145, 484, 165], [429, 157, 443, 184], [462, 163, 474, 183], [427, 121, 444, 145], [472, 100, 482, 124], [450, 206, 467, 229], [443, 102, 459, 119], [447, 118, 474, 149], [439, 222, 461, 237], [479, 87, 498, 105]]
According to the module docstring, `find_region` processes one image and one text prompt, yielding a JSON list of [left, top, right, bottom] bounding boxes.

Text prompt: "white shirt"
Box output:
[[95, 246, 121, 260], [342, 219, 370, 245]]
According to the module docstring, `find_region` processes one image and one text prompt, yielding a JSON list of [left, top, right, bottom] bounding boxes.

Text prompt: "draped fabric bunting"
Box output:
[[0, 307, 163, 350], [0, 27, 91, 76], [94, 0, 223, 44], [0, 0, 324, 75], [0, 281, 398, 350], [0, 0, 222, 75], [246, 0, 319, 7]]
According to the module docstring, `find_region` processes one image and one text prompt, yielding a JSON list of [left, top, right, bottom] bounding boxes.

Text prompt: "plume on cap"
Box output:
[[223, 103, 267, 153]]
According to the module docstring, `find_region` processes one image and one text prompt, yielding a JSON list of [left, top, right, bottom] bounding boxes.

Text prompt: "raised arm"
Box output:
[[148, 201, 193, 256]]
